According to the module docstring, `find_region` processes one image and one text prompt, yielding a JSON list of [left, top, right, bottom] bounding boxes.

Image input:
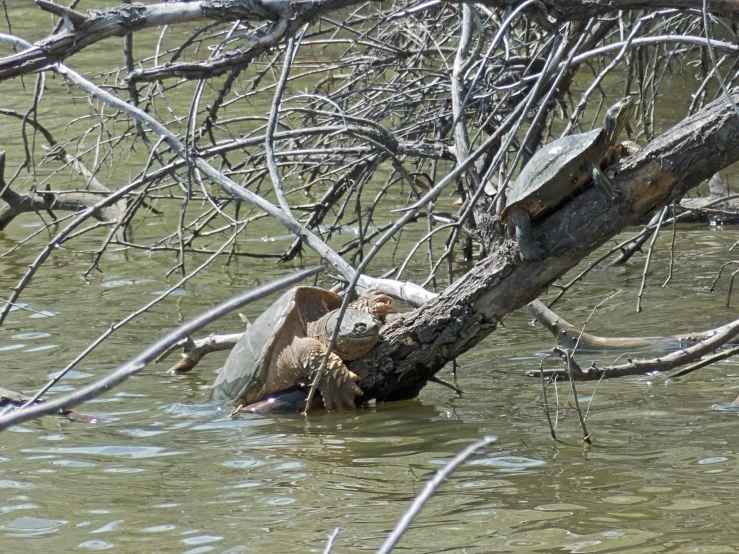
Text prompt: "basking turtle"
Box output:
[[501, 96, 636, 261], [211, 287, 394, 412]]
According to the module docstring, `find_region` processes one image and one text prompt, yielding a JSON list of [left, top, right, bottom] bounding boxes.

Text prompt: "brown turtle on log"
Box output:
[[211, 287, 394, 412], [501, 96, 637, 261]]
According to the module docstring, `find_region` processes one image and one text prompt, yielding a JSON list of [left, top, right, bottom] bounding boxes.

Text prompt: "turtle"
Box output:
[[501, 96, 636, 262], [210, 287, 394, 412]]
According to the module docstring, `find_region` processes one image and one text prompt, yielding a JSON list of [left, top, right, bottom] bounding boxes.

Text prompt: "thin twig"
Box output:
[[727, 269, 739, 307], [539, 356, 556, 440], [636, 205, 667, 312], [265, 29, 300, 216], [662, 201, 677, 287], [375, 435, 497, 554], [564, 351, 591, 445], [323, 527, 340, 554]]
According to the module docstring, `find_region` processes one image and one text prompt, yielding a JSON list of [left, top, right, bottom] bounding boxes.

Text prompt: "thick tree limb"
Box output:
[[0, 0, 355, 82], [1, 2, 203, 80]]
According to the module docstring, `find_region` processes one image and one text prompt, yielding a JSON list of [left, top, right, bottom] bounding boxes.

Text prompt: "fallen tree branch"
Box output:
[[0, 151, 124, 233], [4, 6, 739, 409], [547, 189, 739, 307], [525, 299, 733, 351], [0, 108, 129, 230], [672, 343, 739, 378], [0, 33, 434, 326], [528, 315, 739, 380], [57, 58, 440, 304], [350, 88, 739, 401], [135, 82, 739, 402], [3, 1, 736, 87], [0, 0, 363, 83]]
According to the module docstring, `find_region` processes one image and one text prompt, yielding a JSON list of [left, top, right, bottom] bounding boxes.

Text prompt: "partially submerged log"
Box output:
[[166, 87, 739, 404], [161, 89, 739, 405], [677, 174, 739, 224], [529, 314, 739, 381]]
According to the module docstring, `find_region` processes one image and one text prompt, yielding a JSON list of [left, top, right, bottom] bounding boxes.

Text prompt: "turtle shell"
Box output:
[[501, 128, 602, 224], [210, 286, 341, 405]]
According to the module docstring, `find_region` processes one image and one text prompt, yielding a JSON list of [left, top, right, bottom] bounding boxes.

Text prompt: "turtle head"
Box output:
[[603, 96, 635, 145], [332, 309, 380, 361]]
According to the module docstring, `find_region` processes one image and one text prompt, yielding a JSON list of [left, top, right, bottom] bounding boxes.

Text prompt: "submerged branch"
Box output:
[[528, 316, 739, 381], [0, 386, 98, 424], [525, 299, 732, 351]]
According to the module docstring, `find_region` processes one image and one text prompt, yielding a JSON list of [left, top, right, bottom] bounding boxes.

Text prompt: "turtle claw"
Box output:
[[318, 354, 363, 411], [519, 241, 545, 262], [352, 290, 395, 321], [589, 161, 620, 201]]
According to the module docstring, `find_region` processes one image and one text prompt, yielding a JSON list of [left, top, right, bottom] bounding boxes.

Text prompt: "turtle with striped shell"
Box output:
[[501, 96, 636, 261]]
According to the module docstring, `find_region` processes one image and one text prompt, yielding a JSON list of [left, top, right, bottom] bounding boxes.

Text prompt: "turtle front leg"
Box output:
[[350, 290, 395, 321], [287, 337, 363, 411], [317, 351, 364, 411], [510, 209, 544, 262], [587, 161, 620, 201], [601, 141, 640, 168]]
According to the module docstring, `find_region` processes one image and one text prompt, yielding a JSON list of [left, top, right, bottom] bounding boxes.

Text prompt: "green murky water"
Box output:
[[2, 3, 739, 552]]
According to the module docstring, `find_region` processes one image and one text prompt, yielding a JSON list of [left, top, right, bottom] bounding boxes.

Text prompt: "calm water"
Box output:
[[2, 3, 739, 553]]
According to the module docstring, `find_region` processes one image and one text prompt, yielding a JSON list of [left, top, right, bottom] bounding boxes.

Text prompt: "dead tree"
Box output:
[[1, 1, 739, 420]]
